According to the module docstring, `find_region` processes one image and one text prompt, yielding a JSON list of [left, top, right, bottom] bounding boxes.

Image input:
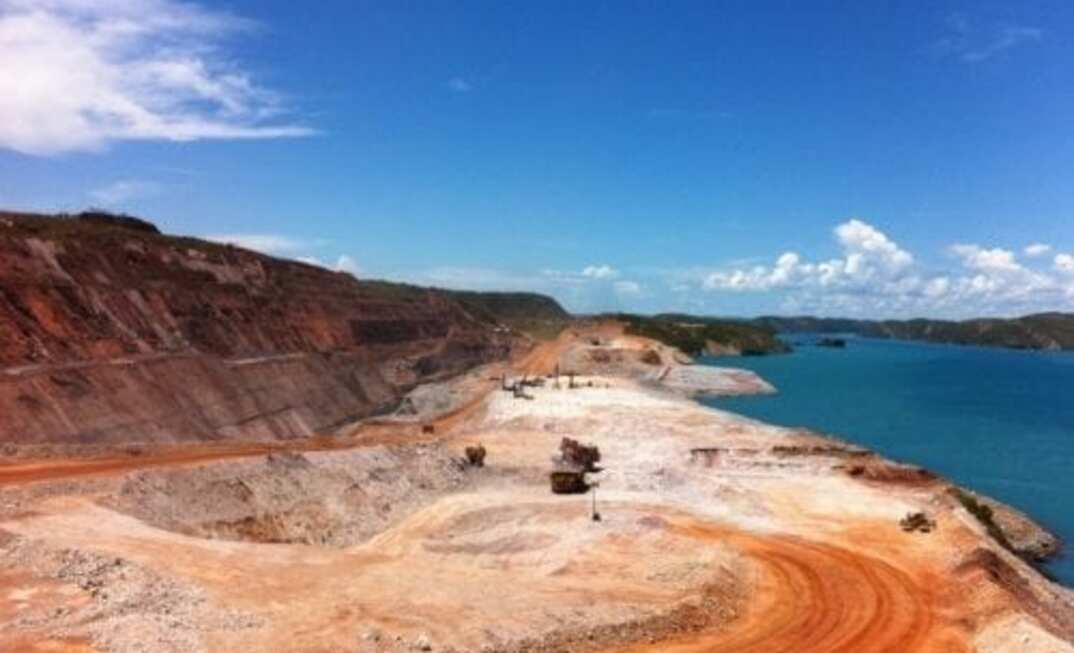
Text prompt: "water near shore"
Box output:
[[702, 336, 1074, 586]]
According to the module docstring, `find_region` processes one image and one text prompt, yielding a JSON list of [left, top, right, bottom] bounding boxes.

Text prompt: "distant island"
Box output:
[[585, 311, 1074, 356], [750, 314, 1074, 351], [613, 313, 791, 356], [816, 337, 848, 348]]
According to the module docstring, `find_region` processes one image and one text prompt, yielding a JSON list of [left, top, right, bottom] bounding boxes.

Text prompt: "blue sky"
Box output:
[[2, 0, 1073, 317]]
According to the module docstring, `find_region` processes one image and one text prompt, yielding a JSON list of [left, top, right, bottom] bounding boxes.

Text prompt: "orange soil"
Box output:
[[615, 521, 969, 653], [0, 323, 983, 652], [0, 323, 592, 488], [516, 324, 590, 376], [0, 571, 96, 653]]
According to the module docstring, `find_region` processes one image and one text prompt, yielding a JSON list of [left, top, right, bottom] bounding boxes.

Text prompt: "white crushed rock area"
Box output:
[[659, 365, 776, 397], [487, 377, 687, 421], [1, 345, 1072, 652], [478, 377, 903, 535], [976, 614, 1074, 653]]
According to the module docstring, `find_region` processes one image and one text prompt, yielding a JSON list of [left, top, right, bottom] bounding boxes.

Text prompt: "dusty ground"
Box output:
[[1, 324, 1072, 652]]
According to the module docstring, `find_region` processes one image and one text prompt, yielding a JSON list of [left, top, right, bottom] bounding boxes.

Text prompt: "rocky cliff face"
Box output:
[[0, 211, 515, 450]]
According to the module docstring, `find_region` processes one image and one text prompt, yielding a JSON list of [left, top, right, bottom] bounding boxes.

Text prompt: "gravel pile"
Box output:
[[0, 535, 261, 653]]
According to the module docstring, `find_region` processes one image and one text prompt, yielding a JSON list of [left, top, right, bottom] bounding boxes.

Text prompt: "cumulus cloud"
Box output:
[[0, 0, 313, 155], [89, 179, 161, 206], [613, 280, 642, 296], [835, 219, 914, 270], [1025, 243, 1052, 258], [923, 277, 951, 299], [950, 244, 1021, 272], [703, 219, 913, 293], [947, 244, 1057, 305], [582, 264, 619, 279], [702, 218, 1072, 317]]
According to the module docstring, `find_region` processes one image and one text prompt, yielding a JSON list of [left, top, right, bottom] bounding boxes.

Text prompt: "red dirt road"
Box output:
[[0, 329, 574, 488], [0, 324, 979, 653], [615, 522, 969, 653]]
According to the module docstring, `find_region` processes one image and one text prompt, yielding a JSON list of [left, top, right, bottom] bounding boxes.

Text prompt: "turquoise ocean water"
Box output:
[[701, 336, 1074, 587]]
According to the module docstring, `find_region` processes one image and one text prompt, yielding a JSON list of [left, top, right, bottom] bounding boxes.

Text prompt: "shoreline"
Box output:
[[695, 339, 1072, 583], [0, 325, 1072, 651], [684, 361, 1067, 574]]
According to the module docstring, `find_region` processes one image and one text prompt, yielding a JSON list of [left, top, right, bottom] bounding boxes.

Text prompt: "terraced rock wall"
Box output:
[[0, 212, 513, 449]]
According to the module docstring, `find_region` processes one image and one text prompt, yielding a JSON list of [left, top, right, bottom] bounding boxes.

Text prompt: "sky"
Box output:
[[1, 0, 1073, 318]]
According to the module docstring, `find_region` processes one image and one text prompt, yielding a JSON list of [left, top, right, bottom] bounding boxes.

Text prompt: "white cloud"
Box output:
[[206, 233, 306, 255], [582, 264, 619, 279], [703, 219, 913, 293], [701, 218, 1072, 317], [333, 254, 359, 275], [922, 277, 949, 299], [835, 219, 914, 270], [447, 77, 471, 93], [950, 244, 1021, 272], [89, 179, 161, 206], [1025, 243, 1052, 258], [0, 0, 313, 155], [613, 280, 642, 296]]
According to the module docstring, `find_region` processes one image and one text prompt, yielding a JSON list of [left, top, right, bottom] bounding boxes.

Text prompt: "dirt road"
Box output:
[[2, 323, 1063, 652], [0, 325, 587, 488], [616, 521, 968, 653]]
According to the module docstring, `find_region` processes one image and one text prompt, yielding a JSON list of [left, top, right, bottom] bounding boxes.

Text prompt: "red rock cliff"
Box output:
[[0, 212, 514, 450]]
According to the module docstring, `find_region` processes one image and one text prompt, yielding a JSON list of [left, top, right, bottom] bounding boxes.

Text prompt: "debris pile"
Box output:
[[559, 437, 601, 472], [900, 512, 936, 533]]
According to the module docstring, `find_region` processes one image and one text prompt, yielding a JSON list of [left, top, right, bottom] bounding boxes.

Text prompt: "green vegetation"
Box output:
[[754, 314, 1074, 351], [449, 291, 571, 340], [1, 210, 161, 239], [449, 291, 569, 323], [614, 313, 789, 356], [950, 488, 1014, 553]]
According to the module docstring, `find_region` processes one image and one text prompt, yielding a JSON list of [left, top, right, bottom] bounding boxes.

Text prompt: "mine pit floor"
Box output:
[[2, 326, 1072, 652]]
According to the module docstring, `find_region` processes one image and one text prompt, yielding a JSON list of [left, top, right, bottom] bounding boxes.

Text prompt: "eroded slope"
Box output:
[[0, 211, 533, 450]]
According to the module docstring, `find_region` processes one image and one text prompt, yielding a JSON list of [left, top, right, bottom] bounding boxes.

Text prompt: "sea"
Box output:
[[700, 335, 1074, 587]]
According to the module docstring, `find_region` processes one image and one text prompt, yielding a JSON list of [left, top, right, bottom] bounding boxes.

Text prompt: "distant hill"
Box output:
[[614, 313, 790, 356], [449, 291, 570, 340], [753, 313, 1074, 351], [448, 290, 569, 324]]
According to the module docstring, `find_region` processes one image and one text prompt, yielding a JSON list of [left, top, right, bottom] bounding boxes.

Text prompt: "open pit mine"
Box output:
[[1, 211, 1073, 652]]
